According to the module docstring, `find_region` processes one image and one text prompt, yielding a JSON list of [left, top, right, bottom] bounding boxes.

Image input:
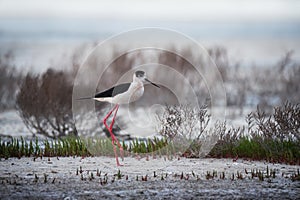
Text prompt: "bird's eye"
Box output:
[[135, 71, 145, 77]]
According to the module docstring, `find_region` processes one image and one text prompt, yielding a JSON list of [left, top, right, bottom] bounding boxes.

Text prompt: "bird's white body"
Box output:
[[93, 74, 145, 104]]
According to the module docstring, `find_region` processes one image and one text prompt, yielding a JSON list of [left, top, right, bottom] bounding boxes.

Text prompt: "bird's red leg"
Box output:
[[102, 104, 122, 166], [109, 105, 124, 161], [103, 105, 118, 127]]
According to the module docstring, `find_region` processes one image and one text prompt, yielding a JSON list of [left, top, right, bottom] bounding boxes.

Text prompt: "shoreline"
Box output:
[[0, 157, 299, 199]]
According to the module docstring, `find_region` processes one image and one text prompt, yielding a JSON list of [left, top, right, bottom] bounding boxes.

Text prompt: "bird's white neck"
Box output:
[[133, 76, 144, 85]]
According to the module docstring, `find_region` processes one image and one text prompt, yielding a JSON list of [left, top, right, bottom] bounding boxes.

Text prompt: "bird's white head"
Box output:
[[133, 70, 160, 88]]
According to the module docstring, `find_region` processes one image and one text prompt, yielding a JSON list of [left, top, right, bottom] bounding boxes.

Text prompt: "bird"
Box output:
[[78, 70, 160, 166]]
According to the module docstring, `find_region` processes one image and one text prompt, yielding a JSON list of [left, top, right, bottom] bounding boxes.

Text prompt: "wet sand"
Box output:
[[0, 156, 299, 199]]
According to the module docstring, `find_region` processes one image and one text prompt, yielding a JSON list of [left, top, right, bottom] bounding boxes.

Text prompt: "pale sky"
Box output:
[[0, 0, 299, 22], [0, 0, 299, 73]]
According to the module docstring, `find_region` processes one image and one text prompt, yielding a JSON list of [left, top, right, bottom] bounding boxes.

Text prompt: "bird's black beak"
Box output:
[[145, 78, 160, 88]]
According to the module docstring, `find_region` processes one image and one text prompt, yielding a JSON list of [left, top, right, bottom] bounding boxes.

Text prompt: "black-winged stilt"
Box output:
[[78, 71, 160, 166]]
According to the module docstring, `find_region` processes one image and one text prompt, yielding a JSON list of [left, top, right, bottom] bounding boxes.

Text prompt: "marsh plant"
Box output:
[[156, 102, 299, 163], [16, 69, 76, 139], [209, 102, 300, 164], [157, 104, 210, 140], [250, 102, 300, 141], [156, 104, 213, 157], [0, 52, 23, 111], [157, 104, 227, 158]]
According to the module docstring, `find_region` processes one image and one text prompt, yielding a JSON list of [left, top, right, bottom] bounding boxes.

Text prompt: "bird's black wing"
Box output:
[[95, 83, 131, 98]]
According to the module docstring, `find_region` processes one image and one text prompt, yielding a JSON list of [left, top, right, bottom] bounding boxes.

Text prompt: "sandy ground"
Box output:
[[0, 156, 299, 199]]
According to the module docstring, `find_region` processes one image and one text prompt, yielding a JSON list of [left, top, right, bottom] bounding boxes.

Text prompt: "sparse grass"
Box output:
[[0, 136, 175, 159], [1, 135, 299, 165], [0, 136, 90, 158], [72, 166, 299, 185], [208, 136, 300, 164]]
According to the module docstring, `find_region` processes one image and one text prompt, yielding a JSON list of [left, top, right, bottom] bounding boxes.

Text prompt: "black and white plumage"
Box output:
[[95, 83, 130, 98], [79, 70, 160, 104]]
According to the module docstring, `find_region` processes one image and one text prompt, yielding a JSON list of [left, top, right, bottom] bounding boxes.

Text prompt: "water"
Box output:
[[1, 19, 300, 72]]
